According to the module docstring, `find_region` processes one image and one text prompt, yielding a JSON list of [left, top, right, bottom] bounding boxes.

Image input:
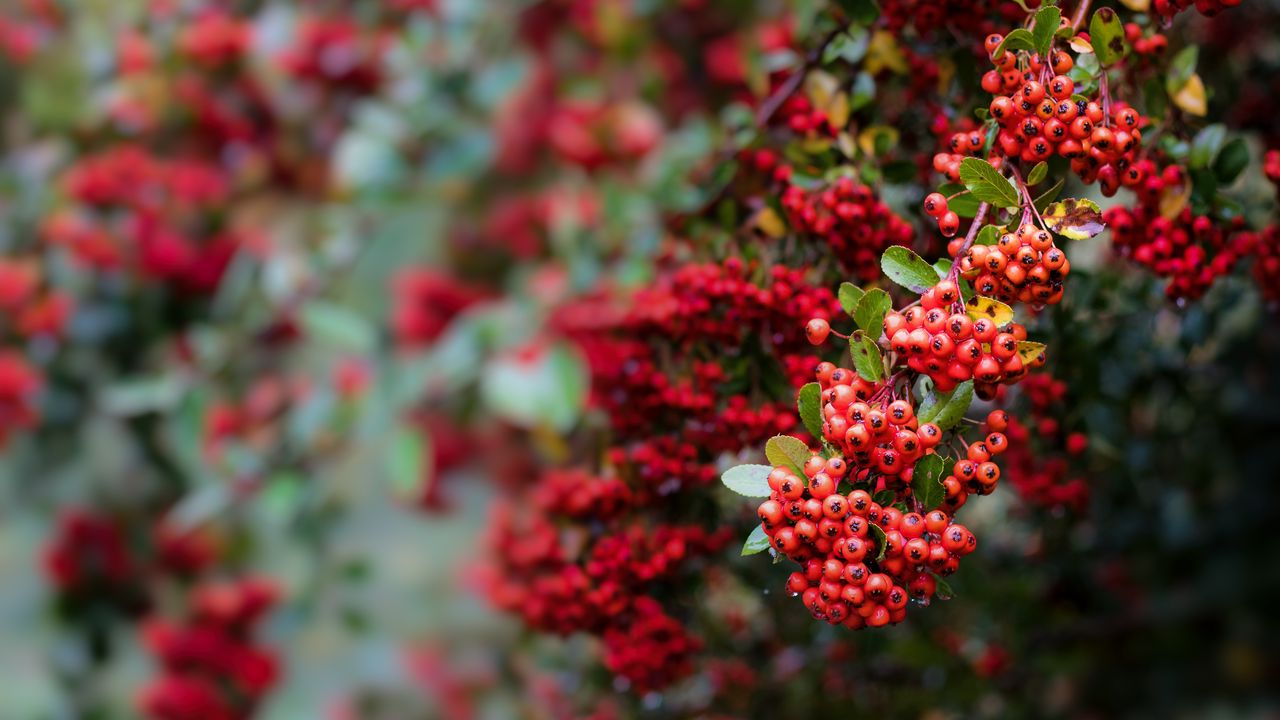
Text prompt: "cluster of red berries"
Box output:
[[1153, 0, 1242, 19], [1000, 375, 1091, 512], [139, 578, 280, 720], [938, 410, 1014, 512], [954, 220, 1071, 305], [1124, 22, 1170, 58], [758, 450, 979, 628], [1252, 224, 1280, 304], [812, 370, 940, 484], [881, 280, 1041, 395], [774, 94, 836, 138], [934, 34, 1147, 195], [781, 176, 916, 283], [601, 597, 701, 694], [879, 0, 1034, 37], [391, 269, 491, 348], [1104, 161, 1252, 301]]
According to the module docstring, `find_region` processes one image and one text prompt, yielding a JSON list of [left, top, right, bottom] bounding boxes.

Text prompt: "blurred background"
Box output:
[[0, 0, 1279, 718]]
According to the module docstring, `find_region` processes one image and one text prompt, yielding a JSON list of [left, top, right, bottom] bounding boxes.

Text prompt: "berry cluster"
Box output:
[[934, 34, 1147, 195], [774, 94, 836, 138], [1000, 375, 1091, 512], [955, 221, 1071, 305], [781, 176, 916, 283], [1104, 161, 1251, 301], [1252, 224, 1280, 304], [758, 447, 979, 628], [601, 597, 701, 694], [139, 578, 280, 720], [880, 280, 1042, 395], [938, 410, 1014, 512], [392, 269, 491, 349], [1153, 0, 1242, 20]]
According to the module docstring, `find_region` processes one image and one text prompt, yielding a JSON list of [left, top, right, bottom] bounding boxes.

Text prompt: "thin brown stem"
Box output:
[[1071, 0, 1092, 32]]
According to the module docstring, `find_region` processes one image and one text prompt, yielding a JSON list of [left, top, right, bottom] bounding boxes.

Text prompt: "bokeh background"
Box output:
[[0, 0, 1279, 718]]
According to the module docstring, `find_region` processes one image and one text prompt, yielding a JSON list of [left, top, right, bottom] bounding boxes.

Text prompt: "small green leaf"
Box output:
[[872, 489, 896, 505], [836, 0, 880, 24], [933, 574, 956, 600], [838, 282, 866, 316], [721, 464, 774, 497], [797, 383, 823, 439], [975, 225, 1001, 246], [1032, 5, 1061, 56], [851, 334, 884, 382], [1189, 124, 1227, 169], [869, 523, 888, 561], [1033, 177, 1065, 212], [939, 184, 983, 218], [918, 380, 974, 430], [1214, 138, 1249, 185], [1043, 198, 1106, 240], [1089, 7, 1127, 66], [765, 436, 811, 475], [993, 28, 1037, 57], [911, 454, 947, 510], [1026, 161, 1048, 186], [959, 157, 1019, 208], [854, 288, 892, 337], [1166, 45, 1199, 95], [881, 246, 940, 293], [300, 301, 376, 353], [742, 524, 772, 555]]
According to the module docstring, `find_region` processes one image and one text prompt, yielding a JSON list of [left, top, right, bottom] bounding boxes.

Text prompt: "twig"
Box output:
[[1070, 0, 1092, 32]]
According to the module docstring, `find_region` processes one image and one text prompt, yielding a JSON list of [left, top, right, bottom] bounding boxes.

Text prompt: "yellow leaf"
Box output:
[[857, 125, 899, 157], [936, 57, 956, 96], [1172, 73, 1207, 116], [1118, 0, 1150, 10], [827, 92, 850, 130], [1016, 341, 1047, 365], [804, 70, 840, 112], [865, 30, 908, 76], [837, 131, 856, 158], [966, 296, 1015, 326], [1068, 35, 1094, 54], [1043, 198, 1105, 240], [753, 207, 788, 238], [800, 138, 834, 154], [1158, 177, 1191, 220]]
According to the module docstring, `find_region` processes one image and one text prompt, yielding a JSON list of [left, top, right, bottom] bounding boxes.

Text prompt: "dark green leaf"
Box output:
[[1033, 177, 1065, 212], [975, 225, 1001, 246], [911, 454, 947, 510], [765, 436, 811, 475], [1214, 138, 1249, 185], [854, 288, 892, 337], [917, 380, 974, 430], [851, 334, 884, 382], [869, 523, 888, 561], [1189, 124, 1226, 169], [1089, 7, 1127, 66], [797, 383, 824, 439], [1032, 6, 1061, 56], [1166, 45, 1199, 95], [872, 489, 897, 505], [836, 0, 880, 24], [741, 524, 771, 555], [939, 184, 983, 218], [959, 157, 1019, 208], [881, 246, 940, 293], [933, 574, 956, 599]]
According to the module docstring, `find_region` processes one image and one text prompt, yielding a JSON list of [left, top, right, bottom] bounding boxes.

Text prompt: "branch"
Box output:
[[754, 26, 844, 127], [1071, 0, 1092, 31]]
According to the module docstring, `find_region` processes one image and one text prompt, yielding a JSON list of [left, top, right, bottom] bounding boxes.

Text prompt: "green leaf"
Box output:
[[959, 157, 1019, 208], [1032, 5, 1061, 56], [1214, 138, 1249, 185], [1189, 124, 1227, 169], [911, 454, 947, 510], [1166, 45, 1199, 95], [1089, 7, 1127, 66], [993, 28, 1037, 57], [838, 282, 866, 316], [1033, 177, 1065, 212], [742, 524, 772, 555], [849, 71, 876, 111], [388, 426, 427, 500], [851, 334, 884, 382], [721, 464, 774, 497], [869, 523, 888, 561], [939, 183, 982, 218], [975, 225, 1001, 246], [836, 0, 880, 24], [1043, 198, 1106, 240], [854, 288, 892, 337], [765, 436, 811, 475], [797, 383, 824, 439], [300, 301, 376, 353], [1026, 161, 1048, 186], [872, 489, 896, 505], [933, 574, 956, 600], [918, 380, 974, 430], [881, 246, 940, 293]]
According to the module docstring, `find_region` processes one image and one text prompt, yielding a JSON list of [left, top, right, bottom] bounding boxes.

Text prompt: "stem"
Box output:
[[947, 202, 990, 285], [1009, 165, 1048, 230], [1071, 0, 1093, 32], [755, 26, 845, 127]]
